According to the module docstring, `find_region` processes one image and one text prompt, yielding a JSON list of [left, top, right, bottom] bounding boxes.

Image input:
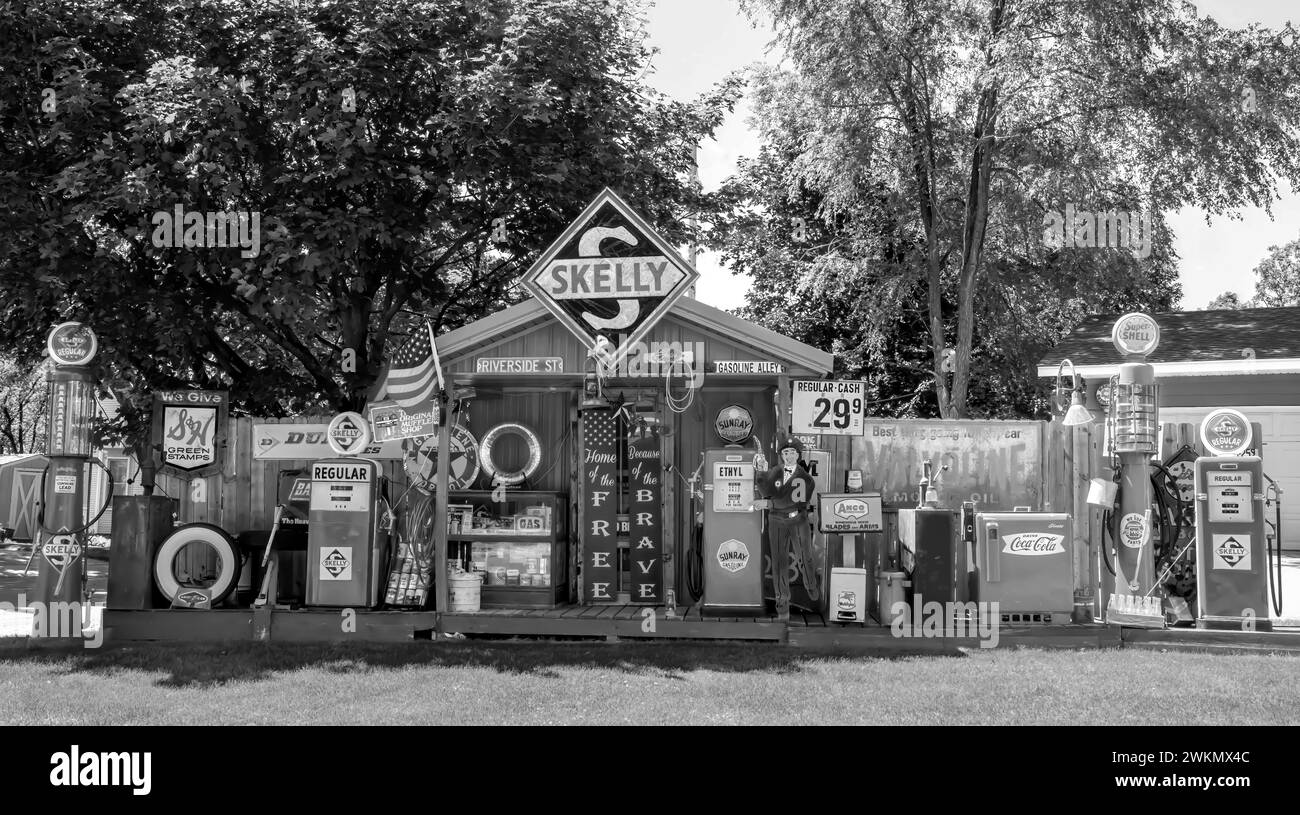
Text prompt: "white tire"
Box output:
[[153, 524, 240, 607], [479, 422, 543, 486]]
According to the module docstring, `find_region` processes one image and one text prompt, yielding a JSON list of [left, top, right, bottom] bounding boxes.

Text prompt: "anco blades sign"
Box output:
[[1111, 312, 1161, 357], [818, 493, 883, 532], [522, 188, 698, 367]]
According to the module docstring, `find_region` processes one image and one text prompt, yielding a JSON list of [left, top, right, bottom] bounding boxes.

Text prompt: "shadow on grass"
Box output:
[[0, 637, 966, 689]]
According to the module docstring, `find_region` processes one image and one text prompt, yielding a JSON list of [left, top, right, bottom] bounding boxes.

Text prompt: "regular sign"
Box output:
[[791, 380, 866, 436]]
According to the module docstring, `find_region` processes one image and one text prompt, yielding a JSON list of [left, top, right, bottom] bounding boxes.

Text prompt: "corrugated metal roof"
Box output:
[[1036, 306, 1300, 376], [437, 296, 834, 375], [0, 453, 42, 467]]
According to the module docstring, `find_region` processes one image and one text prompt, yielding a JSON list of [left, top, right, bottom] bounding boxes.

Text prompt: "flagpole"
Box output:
[[429, 319, 452, 628], [427, 318, 445, 393]]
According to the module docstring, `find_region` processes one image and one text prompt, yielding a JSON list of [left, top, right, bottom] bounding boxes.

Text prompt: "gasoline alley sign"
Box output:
[[522, 188, 699, 367]]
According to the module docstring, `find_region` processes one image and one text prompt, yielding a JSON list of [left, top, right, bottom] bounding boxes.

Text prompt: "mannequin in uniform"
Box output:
[[753, 436, 819, 621]]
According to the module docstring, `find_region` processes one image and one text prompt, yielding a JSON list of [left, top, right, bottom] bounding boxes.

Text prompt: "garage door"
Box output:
[[1158, 407, 1300, 553]]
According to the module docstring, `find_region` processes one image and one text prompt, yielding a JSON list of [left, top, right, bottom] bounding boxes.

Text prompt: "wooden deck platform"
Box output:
[[99, 604, 1300, 654]]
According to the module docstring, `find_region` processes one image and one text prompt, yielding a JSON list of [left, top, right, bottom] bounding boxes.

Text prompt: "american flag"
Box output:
[[383, 320, 442, 409], [584, 410, 618, 453]]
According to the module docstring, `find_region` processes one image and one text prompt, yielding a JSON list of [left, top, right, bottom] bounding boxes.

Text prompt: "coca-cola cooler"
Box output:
[[974, 512, 1073, 618]]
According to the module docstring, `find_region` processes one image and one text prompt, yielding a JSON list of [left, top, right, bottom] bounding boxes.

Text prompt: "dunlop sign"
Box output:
[[817, 493, 884, 533]]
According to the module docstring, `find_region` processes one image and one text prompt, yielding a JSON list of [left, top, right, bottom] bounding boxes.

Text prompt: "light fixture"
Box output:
[[1055, 359, 1094, 427]]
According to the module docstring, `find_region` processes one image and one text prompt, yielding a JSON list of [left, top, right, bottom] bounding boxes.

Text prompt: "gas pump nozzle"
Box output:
[[259, 505, 285, 571]]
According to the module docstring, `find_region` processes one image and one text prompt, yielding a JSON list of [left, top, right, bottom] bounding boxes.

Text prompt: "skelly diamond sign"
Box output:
[[522, 188, 699, 367]]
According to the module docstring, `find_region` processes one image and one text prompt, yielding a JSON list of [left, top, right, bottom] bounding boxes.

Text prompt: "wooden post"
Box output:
[[433, 390, 452, 618], [1071, 423, 1091, 607], [774, 377, 790, 447]]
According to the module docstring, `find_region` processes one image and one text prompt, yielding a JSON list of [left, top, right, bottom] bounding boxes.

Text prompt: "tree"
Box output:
[[1205, 291, 1255, 309], [0, 358, 49, 455], [731, 0, 1300, 417], [710, 122, 1180, 419], [1252, 238, 1300, 306], [0, 0, 738, 449]]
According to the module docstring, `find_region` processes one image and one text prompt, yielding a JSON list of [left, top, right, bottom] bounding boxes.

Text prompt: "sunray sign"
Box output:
[[522, 188, 699, 366]]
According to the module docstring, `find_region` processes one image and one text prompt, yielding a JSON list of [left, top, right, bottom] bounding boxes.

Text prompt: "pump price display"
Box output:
[[712, 463, 755, 512], [791, 380, 866, 437], [310, 463, 371, 513]]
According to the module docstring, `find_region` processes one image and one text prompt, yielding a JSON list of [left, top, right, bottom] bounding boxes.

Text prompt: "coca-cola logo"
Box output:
[[1001, 533, 1065, 556]]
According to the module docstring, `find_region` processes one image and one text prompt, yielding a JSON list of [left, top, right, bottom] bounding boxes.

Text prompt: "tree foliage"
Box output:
[[0, 0, 737, 448], [1251, 237, 1300, 306], [1205, 290, 1254, 309], [719, 0, 1300, 417], [0, 357, 49, 455]]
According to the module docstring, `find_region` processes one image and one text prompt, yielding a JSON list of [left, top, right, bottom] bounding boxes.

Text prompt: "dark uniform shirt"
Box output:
[[757, 464, 815, 525]]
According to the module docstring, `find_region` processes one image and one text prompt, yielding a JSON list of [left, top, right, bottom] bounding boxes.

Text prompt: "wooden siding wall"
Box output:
[[153, 416, 410, 535], [102, 407, 1241, 614]]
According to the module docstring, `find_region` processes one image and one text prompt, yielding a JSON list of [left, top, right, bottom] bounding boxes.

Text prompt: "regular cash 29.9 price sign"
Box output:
[[792, 380, 866, 436]]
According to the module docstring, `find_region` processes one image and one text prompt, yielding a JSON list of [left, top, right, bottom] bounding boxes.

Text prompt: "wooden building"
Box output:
[[433, 294, 834, 606]]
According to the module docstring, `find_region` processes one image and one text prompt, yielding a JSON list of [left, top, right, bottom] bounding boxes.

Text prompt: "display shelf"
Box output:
[[448, 491, 569, 609]]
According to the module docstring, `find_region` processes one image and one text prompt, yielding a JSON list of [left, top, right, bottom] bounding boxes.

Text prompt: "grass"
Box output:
[[2, 640, 1299, 725]]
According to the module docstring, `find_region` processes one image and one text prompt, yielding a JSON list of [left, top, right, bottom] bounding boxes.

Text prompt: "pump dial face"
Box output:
[[1095, 382, 1113, 409]]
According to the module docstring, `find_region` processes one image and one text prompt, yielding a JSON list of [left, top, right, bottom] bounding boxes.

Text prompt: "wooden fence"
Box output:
[[1044, 420, 1265, 612], [153, 416, 412, 534], [132, 415, 1252, 612]]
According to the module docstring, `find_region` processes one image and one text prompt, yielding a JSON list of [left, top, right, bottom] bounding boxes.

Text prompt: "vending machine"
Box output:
[[1194, 456, 1271, 631], [974, 512, 1073, 621], [701, 448, 764, 616], [306, 457, 390, 608]]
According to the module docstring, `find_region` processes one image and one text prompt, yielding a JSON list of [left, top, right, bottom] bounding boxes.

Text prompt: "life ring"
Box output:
[[153, 523, 241, 608], [479, 422, 542, 486]]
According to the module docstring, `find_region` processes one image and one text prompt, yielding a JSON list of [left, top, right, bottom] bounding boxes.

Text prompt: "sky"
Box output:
[[641, 0, 1300, 313]]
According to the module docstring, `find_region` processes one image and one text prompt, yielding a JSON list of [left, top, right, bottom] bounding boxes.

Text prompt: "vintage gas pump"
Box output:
[[700, 447, 764, 616], [898, 461, 962, 609], [306, 412, 391, 608], [1193, 410, 1280, 631], [1105, 313, 1162, 618], [36, 323, 104, 632]]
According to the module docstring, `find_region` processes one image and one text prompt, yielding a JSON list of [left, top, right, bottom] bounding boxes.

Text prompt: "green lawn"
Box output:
[[2, 640, 1297, 725]]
